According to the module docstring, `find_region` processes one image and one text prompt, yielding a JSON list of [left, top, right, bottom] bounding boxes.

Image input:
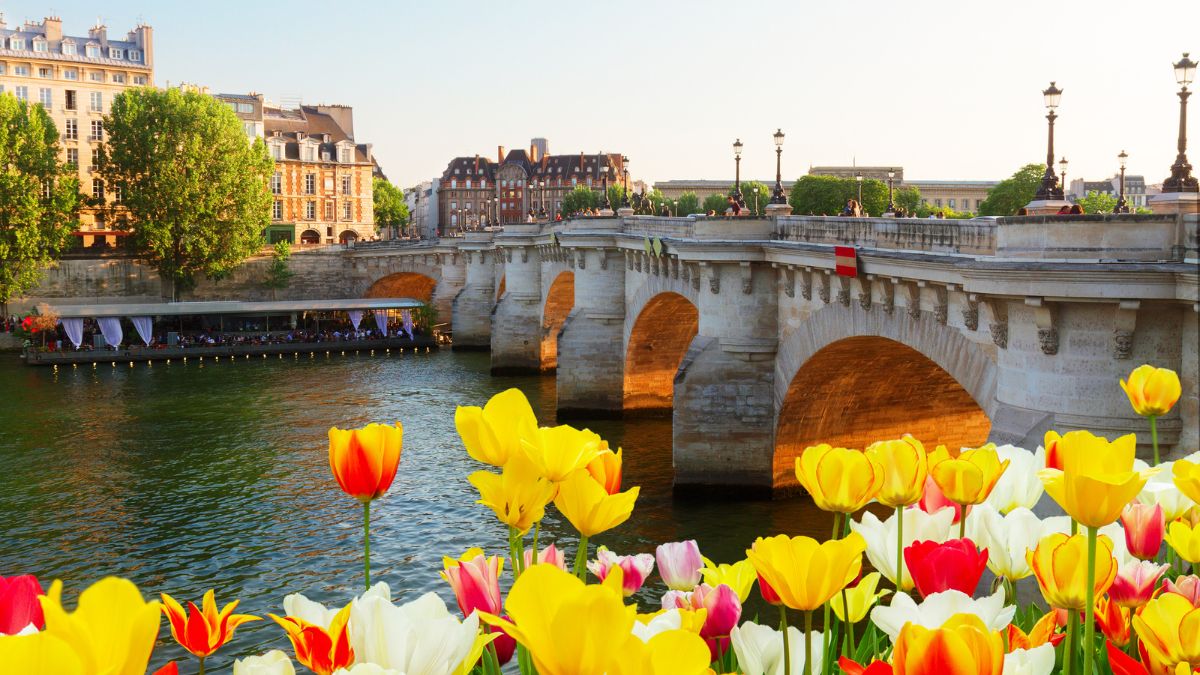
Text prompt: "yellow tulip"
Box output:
[[1132, 592, 1200, 674], [521, 424, 608, 482], [37, 577, 161, 675], [1166, 520, 1200, 564], [830, 572, 890, 624], [929, 443, 1009, 506], [0, 632, 84, 674], [1175, 460, 1200, 505], [865, 435, 928, 507], [893, 613, 1004, 675], [468, 453, 556, 534], [745, 533, 866, 611], [1121, 365, 1182, 417], [794, 444, 883, 513], [611, 629, 713, 675], [1038, 431, 1156, 529], [452, 631, 500, 675], [455, 388, 539, 467], [635, 608, 709, 634], [553, 468, 639, 537], [698, 558, 757, 603], [1026, 533, 1117, 611]]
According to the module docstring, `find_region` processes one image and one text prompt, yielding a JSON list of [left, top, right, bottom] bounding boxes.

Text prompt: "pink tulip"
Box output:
[[0, 575, 44, 636], [1163, 575, 1200, 608], [587, 547, 654, 597], [1108, 560, 1168, 609], [917, 476, 965, 523], [662, 583, 742, 660], [523, 544, 567, 571], [441, 551, 503, 617], [655, 540, 704, 591], [1120, 503, 1165, 560]]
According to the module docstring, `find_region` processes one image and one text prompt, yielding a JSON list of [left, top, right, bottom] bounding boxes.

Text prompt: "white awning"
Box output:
[[42, 298, 425, 319]]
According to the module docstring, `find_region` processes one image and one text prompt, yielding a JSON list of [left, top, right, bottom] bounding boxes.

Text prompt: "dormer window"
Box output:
[[33, 39, 48, 52], [109, 48, 124, 59], [321, 150, 331, 162], [85, 44, 99, 58], [269, 144, 283, 161], [62, 41, 77, 56], [338, 147, 352, 163], [301, 145, 316, 162], [128, 50, 141, 62], [10, 38, 26, 50]]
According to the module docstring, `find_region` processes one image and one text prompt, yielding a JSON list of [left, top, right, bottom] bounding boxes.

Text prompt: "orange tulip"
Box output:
[[161, 590, 259, 659], [587, 446, 623, 495], [1095, 596, 1131, 648], [893, 613, 1004, 675], [328, 423, 403, 502], [269, 604, 354, 675], [1005, 610, 1063, 650]]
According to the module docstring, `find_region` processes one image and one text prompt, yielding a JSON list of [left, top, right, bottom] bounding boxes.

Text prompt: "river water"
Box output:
[[0, 351, 829, 671]]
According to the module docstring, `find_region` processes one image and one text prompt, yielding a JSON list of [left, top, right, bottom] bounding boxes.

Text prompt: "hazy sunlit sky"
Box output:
[[4, 0, 1198, 187]]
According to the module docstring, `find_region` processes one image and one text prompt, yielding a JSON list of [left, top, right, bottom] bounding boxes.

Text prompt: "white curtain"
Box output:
[[401, 310, 415, 339], [348, 310, 364, 332], [373, 310, 389, 335], [96, 317, 123, 348], [130, 316, 153, 346], [59, 318, 84, 349]]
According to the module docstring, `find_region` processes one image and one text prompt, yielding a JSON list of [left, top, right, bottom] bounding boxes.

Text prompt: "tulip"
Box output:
[[866, 436, 928, 592], [588, 547, 655, 597], [1044, 431, 1064, 471], [1110, 561, 1169, 609], [233, 650, 296, 675], [1166, 520, 1200, 564], [37, 577, 160, 675], [730, 621, 824, 675], [918, 475, 964, 523], [488, 621, 517, 666], [757, 573, 784, 606], [1027, 532, 1117, 611], [966, 505, 1042, 582], [1122, 503, 1167, 560], [830, 572, 889, 624], [904, 538, 988, 597], [1121, 365, 1182, 466], [794, 444, 882, 514], [1162, 576, 1200, 607], [523, 543, 567, 571], [1003, 644, 1056, 675], [850, 506, 955, 592], [1136, 459, 1197, 524], [348, 590, 482, 675], [552, 468, 640, 577], [1132, 592, 1200, 673], [663, 583, 742, 660], [892, 613, 1004, 675], [328, 422, 403, 589], [1097, 595, 1132, 648], [469, 453, 556, 535], [1104, 640, 1151, 675], [441, 548, 504, 616], [1039, 516, 1139, 571], [454, 388, 538, 467], [153, 663, 180, 675], [520, 424, 607, 482], [930, 443, 1009, 537], [161, 590, 260, 672], [609, 629, 713, 675], [656, 540, 704, 591], [870, 587, 1015, 642], [837, 658, 894, 675], [0, 574, 44, 636], [587, 446, 623, 495], [983, 444, 1046, 513], [632, 608, 687, 642], [1005, 611, 1064, 650], [1039, 430, 1155, 529], [269, 604, 354, 675], [0, 631, 84, 674], [332, 665, 402, 675], [1175, 460, 1200, 504], [698, 557, 757, 603]]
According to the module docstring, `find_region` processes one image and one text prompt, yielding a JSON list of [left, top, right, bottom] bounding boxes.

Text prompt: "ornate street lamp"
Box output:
[[538, 179, 547, 218], [1035, 82, 1065, 200], [601, 157, 611, 211], [732, 138, 744, 204], [1115, 150, 1130, 213], [770, 129, 787, 204], [1058, 157, 1069, 197], [885, 168, 896, 213], [1163, 53, 1198, 193], [855, 171, 863, 205], [621, 156, 631, 207]]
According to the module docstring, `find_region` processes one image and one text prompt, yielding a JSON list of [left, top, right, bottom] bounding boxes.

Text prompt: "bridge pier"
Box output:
[[450, 245, 495, 350], [557, 248, 627, 417], [491, 241, 542, 373]]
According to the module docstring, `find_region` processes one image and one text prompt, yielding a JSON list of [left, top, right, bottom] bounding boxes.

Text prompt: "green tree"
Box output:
[[702, 193, 730, 215], [606, 184, 625, 211], [675, 191, 700, 216], [0, 94, 81, 315], [732, 181, 771, 215], [894, 186, 922, 214], [1076, 191, 1118, 214], [915, 202, 974, 219], [977, 163, 1044, 216], [373, 178, 409, 237], [98, 88, 274, 300], [787, 175, 889, 216], [262, 240, 293, 299], [645, 188, 667, 215], [560, 185, 600, 216]]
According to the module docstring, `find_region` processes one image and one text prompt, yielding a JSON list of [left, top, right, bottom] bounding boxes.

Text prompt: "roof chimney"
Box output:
[[579, 152, 584, 171], [88, 21, 107, 45], [44, 16, 62, 41], [529, 142, 539, 164], [474, 154, 479, 174], [497, 146, 505, 163]]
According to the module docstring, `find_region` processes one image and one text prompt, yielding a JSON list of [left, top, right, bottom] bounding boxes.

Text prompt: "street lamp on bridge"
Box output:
[[1034, 81, 1065, 200], [601, 157, 611, 212], [538, 179, 547, 218], [885, 168, 896, 214], [1115, 150, 1130, 213], [732, 138, 744, 205], [622, 156, 631, 207], [1163, 52, 1198, 193], [770, 129, 788, 205], [1059, 157, 1069, 197], [855, 171, 863, 206]]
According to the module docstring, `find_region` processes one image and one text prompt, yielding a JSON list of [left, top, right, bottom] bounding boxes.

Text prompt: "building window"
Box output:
[[0, 64, 5, 75], [109, 48, 124, 59], [65, 90, 77, 110], [85, 44, 99, 58], [301, 146, 315, 162], [338, 147, 352, 163], [33, 39, 48, 52], [341, 176, 352, 195], [89, 71, 103, 82], [112, 73, 126, 84], [343, 201, 352, 220], [242, 121, 256, 137], [14, 86, 28, 101], [324, 202, 334, 221], [269, 144, 283, 160], [305, 174, 316, 195], [270, 173, 281, 194], [133, 75, 147, 85], [273, 200, 283, 220], [38, 88, 51, 108], [305, 201, 316, 220], [37, 67, 52, 78], [92, 147, 100, 165], [129, 50, 141, 62], [92, 179, 104, 200], [64, 69, 78, 81], [41, 180, 52, 199], [935, 199, 943, 208], [10, 38, 25, 51], [451, 179, 457, 189], [65, 119, 78, 140], [113, 185, 122, 204], [14, 65, 30, 77], [89, 92, 102, 111], [62, 42, 77, 56], [90, 120, 104, 141], [65, 148, 78, 167], [948, 198, 956, 209]]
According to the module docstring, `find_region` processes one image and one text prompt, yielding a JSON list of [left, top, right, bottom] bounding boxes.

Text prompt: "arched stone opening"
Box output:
[[363, 272, 437, 303], [624, 292, 699, 412], [539, 271, 574, 370], [339, 230, 358, 243], [773, 336, 991, 490], [300, 229, 321, 244]]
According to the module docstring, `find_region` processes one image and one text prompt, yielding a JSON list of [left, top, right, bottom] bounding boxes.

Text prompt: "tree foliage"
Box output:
[[977, 163, 1044, 216], [0, 94, 81, 313], [702, 193, 730, 215], [373, 178, 409, 235], [1076, 191, 1118, 214], [787, 175, 889, 216], [894, 186, 922, 214], [732, 181, 771, 215], [98, 88, 274, 299], [262, 240, 293, 297], [674, 191, 700, 216], [560, 185, 600, 216]]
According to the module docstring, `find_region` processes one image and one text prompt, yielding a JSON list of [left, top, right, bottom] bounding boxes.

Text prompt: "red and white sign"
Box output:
[[834, 245, 858, 277]]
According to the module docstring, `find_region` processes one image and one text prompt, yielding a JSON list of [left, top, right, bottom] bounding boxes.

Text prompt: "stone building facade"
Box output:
[[0, 15, 153, 246]]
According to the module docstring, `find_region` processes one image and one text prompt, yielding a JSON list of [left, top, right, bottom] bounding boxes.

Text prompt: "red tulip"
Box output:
[[1109, 561, 1168, 609], [1095, 596, 1130, 648], [904, 538, 987, 597], [1106, 640, 1149, 675], [839, 657, 895, 674], [757, 572, 783, 606], [917, 476, 964, 523], [151, 664, 179, 675], [484, 621, 516, 666], [1121, 503, 1165, 561], [0, 574, 44, 636]]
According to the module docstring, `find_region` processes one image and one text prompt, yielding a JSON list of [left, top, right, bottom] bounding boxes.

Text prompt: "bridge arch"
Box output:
[[363, 272, 438, 303], [624, 291, 699, 412], [773, 308, 997, 489], [539, 271, 574, 370]]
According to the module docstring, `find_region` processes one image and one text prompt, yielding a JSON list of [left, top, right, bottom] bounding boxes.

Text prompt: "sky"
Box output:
[[3, 0, 1198, 188]]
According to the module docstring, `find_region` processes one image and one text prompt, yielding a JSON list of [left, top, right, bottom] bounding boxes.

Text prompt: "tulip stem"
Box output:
[[197, 656, 205, 675], [896, 506, 905, 594], [573, 534, 589, 580], [508, 526, 525, 578], [842, 586, 856, 656], [1083, 526, 1098, 675], [1064, 610, 1077, 675], [532, 522, 540, 562], [803, 610, 814, 675], [363, 500, 371, 591], [958, 505, 966, 540], [1149, 415, 1160, 466], [1127, 611, 1137, 658], [780, 605, 791, 675], [823, 511, 841, 662]]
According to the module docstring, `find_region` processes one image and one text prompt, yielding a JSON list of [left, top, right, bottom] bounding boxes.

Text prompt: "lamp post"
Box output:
[[855, 171, 863, 205], [622, 156, 631, 207], [1115, 150, 1130, 213], [538, 179, 547, 218], [1163, 53, 1198, 193], [885, 168, 896, 214], [771, 129, 787, 204], [601, 159, 611, 212], [1058, 157, 1069, 199], [669, 199, 676, 217], [1034, 82, 1065, 200], [732, 138, 744, 205]]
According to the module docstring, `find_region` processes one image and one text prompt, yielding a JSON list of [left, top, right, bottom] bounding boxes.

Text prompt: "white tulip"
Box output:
[[632, 609, 682, 642], [870, 588, 1015, 642], [334, 666, 405, 675], [1004, 644, 1056, 675], [967, 505, 1043, 581], [849, 505, 955, 591], [233, 650, 296, 675], [281, 582, 391, 629], [1134, 459, 1196, 522], [730, 620, 823, 675], [983, 445, 1045, 513], [1040, 517, 1137, 570], [349, 591, 479, 675]]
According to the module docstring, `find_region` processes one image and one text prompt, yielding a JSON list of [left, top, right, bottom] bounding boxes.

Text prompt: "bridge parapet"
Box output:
[[619, 216, 696, 240], [774, 215, 997, 255], [993, 214, 1192, 261]]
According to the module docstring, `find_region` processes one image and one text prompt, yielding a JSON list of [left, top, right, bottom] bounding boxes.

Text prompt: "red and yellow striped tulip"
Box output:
[[269, 604, 354, 675], [328, 423, 402, 503], [161, 590, 259, 659], [1133, 592, 1200, 674], [587, 445, 623, 495], [893, 613, 1004, 675], [1027, 532, 1117, 611]]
